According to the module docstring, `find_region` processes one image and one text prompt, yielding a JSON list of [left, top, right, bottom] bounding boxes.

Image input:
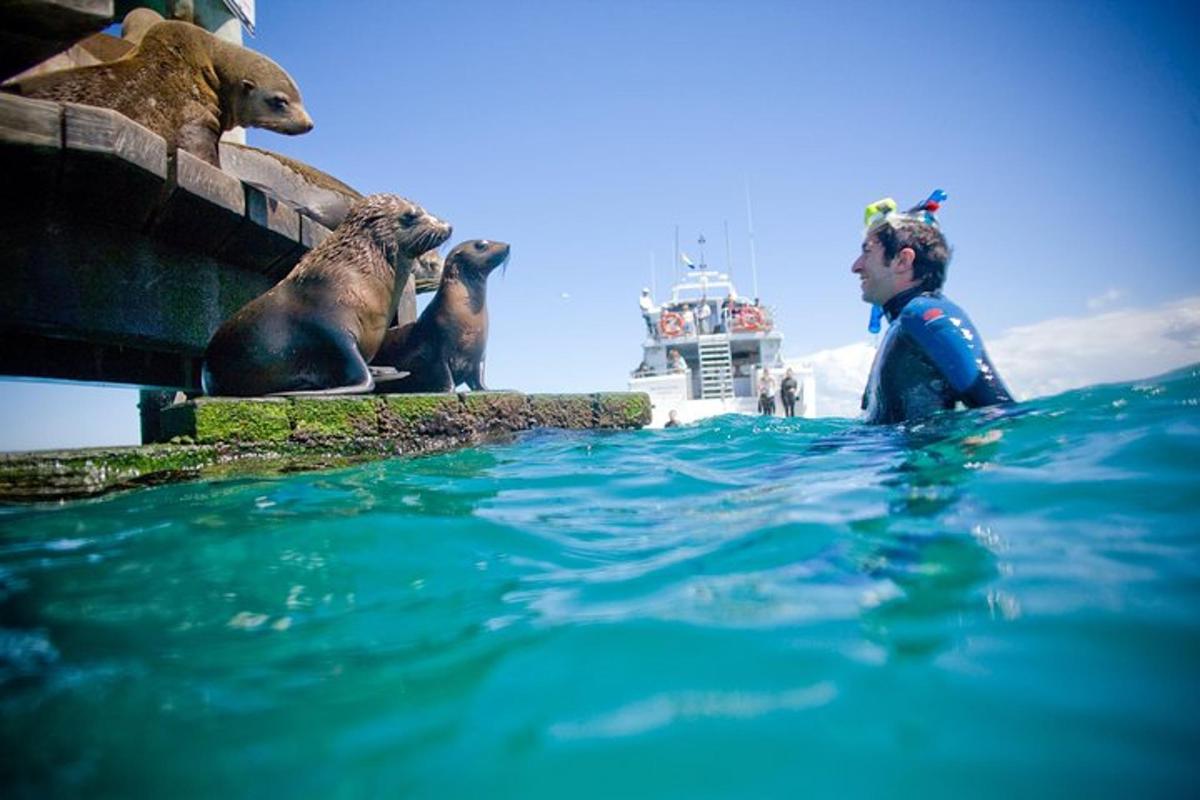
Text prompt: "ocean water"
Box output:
[[1, 367, 1198, 798]]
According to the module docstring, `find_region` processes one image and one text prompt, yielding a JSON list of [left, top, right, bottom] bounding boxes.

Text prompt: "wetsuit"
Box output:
[[780, 375, 799, 417], [862, 286, 1012, 424]]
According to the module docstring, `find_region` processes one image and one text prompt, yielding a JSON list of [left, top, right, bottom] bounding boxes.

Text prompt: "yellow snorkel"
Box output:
[[863, 198, 897, 334]]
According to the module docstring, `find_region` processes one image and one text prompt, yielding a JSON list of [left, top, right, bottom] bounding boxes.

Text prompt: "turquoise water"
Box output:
[[2, 367, 1199, 798]]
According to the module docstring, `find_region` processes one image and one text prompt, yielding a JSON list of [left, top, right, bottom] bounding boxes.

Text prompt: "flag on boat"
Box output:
[[680, 252, 695, 269]]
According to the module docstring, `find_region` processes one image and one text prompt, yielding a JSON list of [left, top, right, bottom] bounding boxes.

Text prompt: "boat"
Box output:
[[628, 266, 817, 427]]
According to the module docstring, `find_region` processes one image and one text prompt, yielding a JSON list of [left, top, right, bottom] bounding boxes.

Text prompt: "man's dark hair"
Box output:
[[872, 219, 952, 291]]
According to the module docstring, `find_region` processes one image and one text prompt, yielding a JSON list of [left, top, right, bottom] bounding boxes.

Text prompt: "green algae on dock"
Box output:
[[0, 392, 652, 502]]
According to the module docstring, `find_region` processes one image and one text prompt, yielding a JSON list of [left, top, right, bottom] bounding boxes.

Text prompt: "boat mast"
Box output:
[[745, 181, 760, 300], [724, 220, 733, 277], [673, 225, 680, 285]]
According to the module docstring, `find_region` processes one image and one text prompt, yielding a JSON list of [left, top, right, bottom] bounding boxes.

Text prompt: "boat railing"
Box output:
[[647, 302, 773, 342]]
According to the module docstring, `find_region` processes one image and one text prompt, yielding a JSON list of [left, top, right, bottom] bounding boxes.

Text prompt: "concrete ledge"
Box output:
[[0, 392, 652, 502]]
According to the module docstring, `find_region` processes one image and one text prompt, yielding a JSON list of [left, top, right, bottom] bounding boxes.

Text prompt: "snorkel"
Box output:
[[861, 189, 947, 332]]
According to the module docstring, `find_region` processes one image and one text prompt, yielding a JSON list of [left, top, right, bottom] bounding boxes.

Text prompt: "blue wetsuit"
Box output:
[[862, 287, 1012, 424]]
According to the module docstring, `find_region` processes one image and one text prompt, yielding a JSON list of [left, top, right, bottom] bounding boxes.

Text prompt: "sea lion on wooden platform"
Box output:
[[372, 240, 510, 392], [201, 194, 452, 397], [5, 20, 312, 167]]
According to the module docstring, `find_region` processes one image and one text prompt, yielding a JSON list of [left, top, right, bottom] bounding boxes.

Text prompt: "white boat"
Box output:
[[628, 268, 816, 427]]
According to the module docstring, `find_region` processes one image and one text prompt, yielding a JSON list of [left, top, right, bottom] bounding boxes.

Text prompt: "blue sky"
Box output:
[[2, 0, 1198, 450]]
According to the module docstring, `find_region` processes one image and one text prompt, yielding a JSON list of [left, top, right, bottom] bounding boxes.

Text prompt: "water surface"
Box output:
[[2, 367, 1199, 798]]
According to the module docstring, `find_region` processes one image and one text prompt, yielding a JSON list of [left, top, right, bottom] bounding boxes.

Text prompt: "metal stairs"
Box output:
[[698, 335, 734, 399]]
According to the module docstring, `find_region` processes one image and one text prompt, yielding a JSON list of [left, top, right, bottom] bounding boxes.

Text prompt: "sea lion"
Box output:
[[201, 194, 452, 397], [372, 240, 510, 392], [414, 248, 444, 293], [4, 20, 313, 167], [122, 8, 167, 44]]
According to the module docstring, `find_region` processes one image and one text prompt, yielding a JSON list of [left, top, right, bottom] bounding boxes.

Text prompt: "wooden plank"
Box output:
[[62, 102, 167, 176], [219, 140, 360, 230], [0, 92, 62, 148], [299, 213, 331, 250], [152, 148, 246, 251], [218, 184, 302, 277], [60, 102, 168, 228], [0, 0, 114, 80], [0, 93, 63, 219]]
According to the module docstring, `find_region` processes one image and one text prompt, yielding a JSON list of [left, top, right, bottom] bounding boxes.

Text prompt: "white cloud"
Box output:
[[793, 296, 1200, 416], [1086, 287, 1126, 312]]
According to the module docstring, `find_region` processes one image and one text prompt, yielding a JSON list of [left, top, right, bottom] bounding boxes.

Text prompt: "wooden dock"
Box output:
[[0, 91, 406, 392]]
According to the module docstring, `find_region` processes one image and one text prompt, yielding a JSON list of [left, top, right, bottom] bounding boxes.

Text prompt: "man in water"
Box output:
[[853, 190, 1012, 424]]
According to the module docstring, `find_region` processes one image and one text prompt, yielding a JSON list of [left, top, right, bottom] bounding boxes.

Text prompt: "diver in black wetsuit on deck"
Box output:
[[853, 191, 1013, 424]]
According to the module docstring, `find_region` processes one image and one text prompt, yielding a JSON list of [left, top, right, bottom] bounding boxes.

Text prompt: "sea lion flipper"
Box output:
[[369, 366, 412, 394], [466, 360, 486, 391]]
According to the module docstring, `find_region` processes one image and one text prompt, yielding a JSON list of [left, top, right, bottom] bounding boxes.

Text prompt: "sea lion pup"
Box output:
[[201, 194, 452, 397], [5, 20, 313, 167], [372, 240, 510, 392]]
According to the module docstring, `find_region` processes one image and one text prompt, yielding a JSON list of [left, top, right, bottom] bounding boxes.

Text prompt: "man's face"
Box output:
[[851, 234, 900, 305]]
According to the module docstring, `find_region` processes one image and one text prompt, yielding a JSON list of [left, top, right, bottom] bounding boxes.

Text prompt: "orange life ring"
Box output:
[[659, 310, 685, 338], [735, 306, 766, 332]]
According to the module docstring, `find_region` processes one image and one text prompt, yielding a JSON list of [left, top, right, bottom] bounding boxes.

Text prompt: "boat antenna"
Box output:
[[697, 234, 707, 269], [745, 180, 760, 299], [673, 225, 680, 284], [724, 220, 733, 276]]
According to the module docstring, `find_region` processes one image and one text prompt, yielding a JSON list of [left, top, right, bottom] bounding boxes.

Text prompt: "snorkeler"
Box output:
[[853, 190, 1013, 424]]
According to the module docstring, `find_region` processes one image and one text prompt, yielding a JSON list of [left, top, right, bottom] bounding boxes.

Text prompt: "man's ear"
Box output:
[[892, 246, 916, 278]]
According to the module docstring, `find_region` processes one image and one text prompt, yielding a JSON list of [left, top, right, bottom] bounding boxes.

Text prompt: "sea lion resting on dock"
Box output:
[[202, 194, 452, 397], [5, 20, 313, 167], [372, 240, 510, 392]]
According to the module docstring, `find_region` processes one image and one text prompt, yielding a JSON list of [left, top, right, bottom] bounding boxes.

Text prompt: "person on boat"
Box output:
[[696, 298, 713, 334], [758, 368, 776, 416], [853, 190, 1013, 424], [780, 368, 800, 418], [639, 288, 657, 337], [681, 303, 697, 337], [668, 349, 688, 374]]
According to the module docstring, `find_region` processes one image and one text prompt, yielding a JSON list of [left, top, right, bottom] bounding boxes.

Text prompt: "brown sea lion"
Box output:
[[372, 240, 510, 392], [122, 8, 167, 44], [201, 194, 452, 397], [5, 20, 312, 167]]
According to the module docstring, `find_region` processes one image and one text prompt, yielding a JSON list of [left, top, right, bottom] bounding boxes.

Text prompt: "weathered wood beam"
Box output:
[[0, 0, 114, 80]]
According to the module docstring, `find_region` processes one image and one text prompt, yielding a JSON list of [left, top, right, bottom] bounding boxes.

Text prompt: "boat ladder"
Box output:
[[698, 335, 734, 399]]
